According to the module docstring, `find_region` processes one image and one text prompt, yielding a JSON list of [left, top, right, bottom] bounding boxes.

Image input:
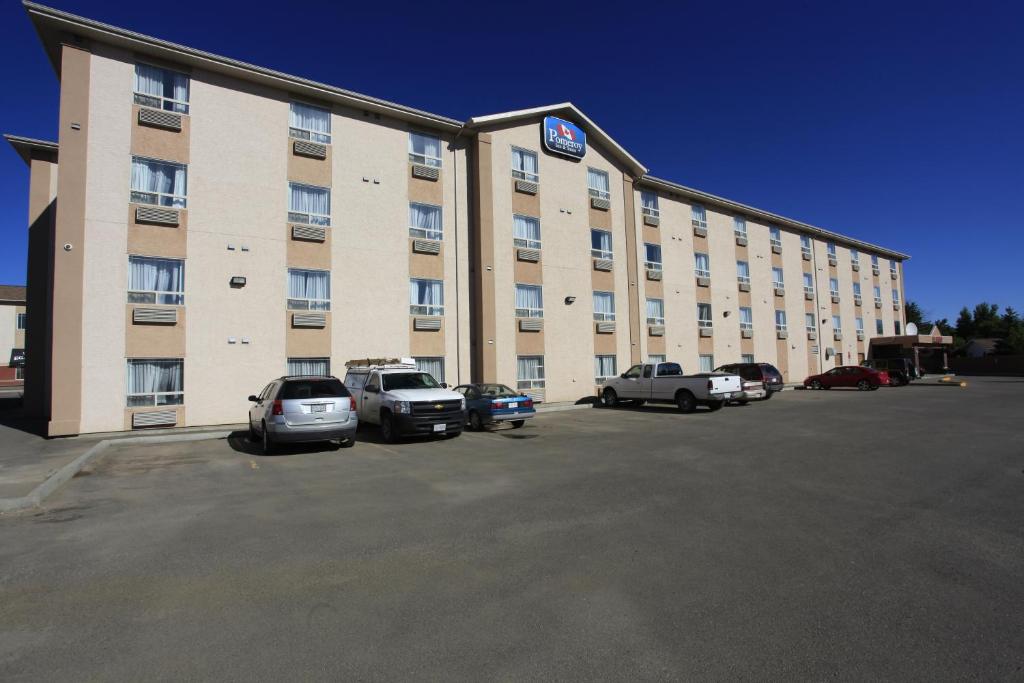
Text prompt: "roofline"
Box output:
[[467, 102, 648, 177], [22, 1, 463, 133], [638, 175, 911, 261], [4, 133, 58, 166]]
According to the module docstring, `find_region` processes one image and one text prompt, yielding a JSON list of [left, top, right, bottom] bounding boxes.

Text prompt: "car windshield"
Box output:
[[281, 378, 348, 399], [478, 384, 518, 398], [382, 372, 441, 391]]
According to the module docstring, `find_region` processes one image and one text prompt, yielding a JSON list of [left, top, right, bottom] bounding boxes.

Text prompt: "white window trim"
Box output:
[[409, 132, 443, 168], [593, 291, 616, 322], [691, 204, 708, 229], [133, 62, 190, 114], [775, 312, 788, 333], [513, 214, 542, 250], [514, 284, 544, 319], [587, 168, 611, 200], [772, 269, 785, 288], [287, 268, 332, 311], [641, 192, 660, 217], [594, 355, 618, 384], [288, 101, 332, 144], [130, 155, 187, 208], [127, 255, 186, 306], [590, 229, 613, 260], [409, 277, 444, 316], [646, 299, 665, 325], [733, 217, 747, 237], [644, 244, 663, 271], [770, 228, 782, 248], [517, 356, 546, 390], [288, 182, 331, 227], [739, 308, 753, 331], [126, 358, 184, 407], [409, 201, 443, 241], [511, 146, 539, 183], [697, 305, 713, 329]]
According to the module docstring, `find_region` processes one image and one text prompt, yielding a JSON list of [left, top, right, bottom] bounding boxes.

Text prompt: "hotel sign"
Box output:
[[543, 116, 586, 160], [10, 348, 24, 368]]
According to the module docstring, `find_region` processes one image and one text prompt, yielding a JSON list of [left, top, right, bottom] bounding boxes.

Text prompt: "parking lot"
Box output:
[[2, 378, 1023, 680]]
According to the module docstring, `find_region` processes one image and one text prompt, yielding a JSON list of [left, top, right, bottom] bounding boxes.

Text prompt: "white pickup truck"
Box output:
[[598, 361, 742, 413], [344, 359, 466, 443]]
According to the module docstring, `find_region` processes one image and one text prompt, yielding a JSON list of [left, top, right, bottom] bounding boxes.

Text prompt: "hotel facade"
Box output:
[[8, 3, 909, 435]]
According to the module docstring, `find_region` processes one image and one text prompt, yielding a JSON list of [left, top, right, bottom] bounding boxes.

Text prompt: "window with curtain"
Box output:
[[803, 272, 814, 293], [832, 315, 842, 332], [827, 241, 837, 256], [644, 243, 662, 270], [133, 63, 189, 113], [288, 182, 331, 226], [850, 248, 859, 264], [892, 289, 900, 303], [587, 168, 610, 199], [593, 291, 615, 321], [515, 284, 543, 318], [874, 285, 882, 302], [739, 307, 753, 330], [734, 216, 747, 237], [131, 156, 187, 208], [409, 202, 443, 240], [511, 147, 539, 182], [513, 214, 541, 249], [126, 358, 183, 407], [770, 226, 782, 247], [591, 229, 613, 259], [853, 282, 862, 298], [737, 260, 750, 284], [856, 318, 864, 333], [741, 354, 755, 364], [876, 318, 884, 334], [409, 278, 444, 316], [288, 269, 331, 310], [697, 303, 713, 328], [890, 262, 898, 274], [871, 254, 879, 266], [691, 204, 707, 229], [694, 253, 710, 278], [128, 255, 185, 305], [646, 298, 664, 325], [800, 235, 812, 252], [699, 355, 714, 373], [517, 355, 545, 390], [288, 358, 330, 376], [775, 310, 787, 331], [806, 313, 817, 331], [772, 267, 784, 287], [409, 132, 442, 167], [829, 278, 840, 296], [289, 102, 331, 143], [641, 191, 659, 217], [594, 355, 617, 382], [648, 354, 667, 364], [414, 357, 445, 384]]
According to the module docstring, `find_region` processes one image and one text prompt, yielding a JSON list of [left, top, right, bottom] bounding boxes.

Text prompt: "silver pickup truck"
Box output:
[[599, 361, 743, 412]]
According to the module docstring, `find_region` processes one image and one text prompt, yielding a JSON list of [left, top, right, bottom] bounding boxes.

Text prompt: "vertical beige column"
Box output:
[[471, 133, 496, 381], [48, 44, 91, 436], [23, 153, 58, 422], [621, 175, 640, 364]]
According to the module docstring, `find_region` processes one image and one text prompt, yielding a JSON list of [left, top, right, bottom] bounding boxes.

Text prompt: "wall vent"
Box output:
[[132, 307, 177, 324], [411, 164, 439, 181], [293, 140, 327, 159], [592, 258, 613, 272], [515, 180, 538, 195], [519, 318, 543, 332], [135, 206, 180, 226], [292, 312, 326, 328], [590, 196, 611, 211], [292, 224, 326, 242], [132, 410, 177, 428], [595, 321, 616, 334], [413, 317, 442, 331], [648, 324, 665, 337], [412, 239, 441, 255], [516, 248, 541, 263], [137, 107, 182, 131]]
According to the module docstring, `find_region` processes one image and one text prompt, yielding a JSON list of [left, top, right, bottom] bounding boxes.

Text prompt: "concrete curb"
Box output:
[[0, 429, 234, 514], [535, 402, 596, 414]]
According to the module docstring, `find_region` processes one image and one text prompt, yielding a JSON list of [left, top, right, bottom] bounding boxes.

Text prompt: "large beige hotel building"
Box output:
[[8, 3, 909, 435]]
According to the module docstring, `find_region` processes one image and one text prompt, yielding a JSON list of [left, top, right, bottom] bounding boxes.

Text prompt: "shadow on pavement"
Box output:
[[0, 395, 47, 437]]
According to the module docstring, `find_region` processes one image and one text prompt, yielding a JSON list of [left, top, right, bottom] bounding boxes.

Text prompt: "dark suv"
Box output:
[[714, 362, 785, 400], [862, 358, 917, 386]]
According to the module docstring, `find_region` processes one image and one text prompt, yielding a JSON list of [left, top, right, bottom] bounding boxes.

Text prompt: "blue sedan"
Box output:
[[453, 383, 537, 431]]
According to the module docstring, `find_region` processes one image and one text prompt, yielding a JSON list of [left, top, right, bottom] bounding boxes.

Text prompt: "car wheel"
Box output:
[[602, 388, 619, 407], [857, 379, 870, 391], [380, 413, 399, 444], [248, 419, 258, 442], [737, 400, 749, 406], [676, 390, 697, 414], [511, 420, 525, 428], [468, 410, 484, 432], [339, 437, 355, 448], [763, 390, 773, 400], [707, 400, 724, 412], [810, 380, 822, 390], [261, 421, 274, 455]]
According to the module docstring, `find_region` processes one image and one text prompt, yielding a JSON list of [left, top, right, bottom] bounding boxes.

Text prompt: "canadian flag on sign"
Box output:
[[557, 124, 574, 141]]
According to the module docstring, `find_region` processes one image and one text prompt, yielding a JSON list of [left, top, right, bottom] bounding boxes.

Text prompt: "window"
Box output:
[[805, 313, 817, 332], [288, 358, 330, 376], [641, 191, 660, 217], [128, 255, 184, 305], [513, 214, 542, 249], [874, 285, 882, 303], [832, 315, 842, 333], [699, 354, 714, 373], [827, 241, 837, 257], [856, 317, 864, 333], [289, 102, 331, 144], [288, 269, 331, 310], [694, 253, 710, 278], [895, 320, 902, 334], [593, 291, 616, 322], [414, 357, 445, 384], [648, 354, 667, 364], [517, 355, 545, 390], [691, 204, 707, 230], [803, 272, 814, 295], [591, 229, 613, 259], [409, 202, 442, 240], [126, 358, 183, 407], [734, 216, 747, 238], [288, 182, 331, 226], [697, 303, 713, 329], [409, 132, 442, 167], [17, 313, 26, 330], [800, 235, 812, 254], [772, 267, 784, 288], [587, 168, 610, 200], [15, 367, 23, 380], [892, 289, 900, 304], [511, 147, 538, 182], [133, 63, 189, 113], [876, 318, 884, 334], [775, 310, 788, 332], [515, 284, 544, 318], [646, 298, 665, 325], [871, 254, 879, 267], [131, 156, 187, 208], [623, 365, 642, 380], [850, 248, 859, 265], [829, 277, 840, 297], [890, 262, 898, 276], [644, 243, 663, 271], [409, 278, 444, 316], [595, 355, 617, 383], [737, 260, 750, 285], [739, 307, 753, 331], [741, 354, 755, 364], [853, 282, 862, 299], [770, 226, 782, 249]]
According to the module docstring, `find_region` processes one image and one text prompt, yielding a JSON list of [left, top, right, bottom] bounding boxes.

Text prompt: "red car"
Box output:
[[804, 365, 890, 391]]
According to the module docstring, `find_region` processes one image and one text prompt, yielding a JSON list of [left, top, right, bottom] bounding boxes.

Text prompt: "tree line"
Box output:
[[905, 301, 1024, 354]]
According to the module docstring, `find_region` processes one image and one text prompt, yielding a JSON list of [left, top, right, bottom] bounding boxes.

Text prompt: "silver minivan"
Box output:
[[248, 376, 358, 454]]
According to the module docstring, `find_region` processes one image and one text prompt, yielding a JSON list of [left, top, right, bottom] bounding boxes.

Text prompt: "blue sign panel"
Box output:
[[543, 116, 586, 160]]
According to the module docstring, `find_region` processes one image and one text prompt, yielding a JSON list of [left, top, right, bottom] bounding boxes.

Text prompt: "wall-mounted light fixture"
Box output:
[[230, 276, 247, 287], [564, 296, 576, 305]]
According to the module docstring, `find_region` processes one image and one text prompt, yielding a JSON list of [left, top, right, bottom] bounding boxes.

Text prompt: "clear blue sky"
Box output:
[[1, 0, 1021, 323]]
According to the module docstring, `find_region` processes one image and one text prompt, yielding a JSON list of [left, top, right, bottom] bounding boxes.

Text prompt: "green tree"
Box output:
[[933, 318, 954, 336], [955, 307, 974, 339], [973, 302, 1002, 337], [904, 300, 927, 328]]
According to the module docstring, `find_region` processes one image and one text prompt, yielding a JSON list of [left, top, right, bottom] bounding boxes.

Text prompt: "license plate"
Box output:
[[432, 423, 446, 433], [311, 404, 327, 413], [505, 402, 518, 408]]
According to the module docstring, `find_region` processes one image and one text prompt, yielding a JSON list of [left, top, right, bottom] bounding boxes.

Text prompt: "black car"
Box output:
[[714, 362, 785, 400]]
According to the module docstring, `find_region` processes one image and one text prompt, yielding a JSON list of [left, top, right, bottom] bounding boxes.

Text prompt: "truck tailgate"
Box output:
[[708, 374, 743, 395]]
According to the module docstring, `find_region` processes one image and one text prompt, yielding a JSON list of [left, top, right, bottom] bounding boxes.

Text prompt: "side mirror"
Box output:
[[247, 395, 258, 402], [440, 382, 448, 389], [364, 386, 378, 394]]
